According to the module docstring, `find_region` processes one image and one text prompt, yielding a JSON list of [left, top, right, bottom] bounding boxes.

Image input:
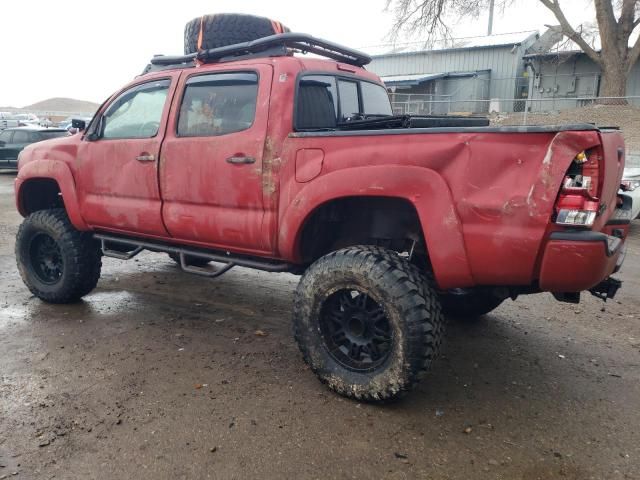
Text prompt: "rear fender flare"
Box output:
[[278, 165, 474, 289], [16, 160, 88, 230]]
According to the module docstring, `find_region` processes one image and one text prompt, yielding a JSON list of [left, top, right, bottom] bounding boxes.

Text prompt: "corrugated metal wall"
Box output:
[[368, 44, 528, 102], [527, 53, 640, 110]]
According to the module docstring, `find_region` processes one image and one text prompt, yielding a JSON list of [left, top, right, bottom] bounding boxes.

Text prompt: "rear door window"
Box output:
[[177, 72, 258, 137]]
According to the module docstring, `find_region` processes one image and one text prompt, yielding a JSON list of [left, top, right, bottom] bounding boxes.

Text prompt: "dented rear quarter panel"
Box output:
[[277, 127, 603, 289]]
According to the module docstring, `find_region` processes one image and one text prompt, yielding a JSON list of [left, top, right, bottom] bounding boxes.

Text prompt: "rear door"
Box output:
[[76, 74, 179, 236], [160, 64, 274, 254]]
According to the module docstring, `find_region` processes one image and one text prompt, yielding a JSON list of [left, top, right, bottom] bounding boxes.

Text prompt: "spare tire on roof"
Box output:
[[184, 13, 290, 54]]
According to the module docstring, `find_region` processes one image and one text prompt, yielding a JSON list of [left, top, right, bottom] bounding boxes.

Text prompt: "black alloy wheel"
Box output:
[[28, 233, 64, 284], [319, 288, 393, 371]]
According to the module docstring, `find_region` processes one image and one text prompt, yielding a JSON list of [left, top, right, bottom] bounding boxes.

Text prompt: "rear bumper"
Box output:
[[538, 230, 626, 292]]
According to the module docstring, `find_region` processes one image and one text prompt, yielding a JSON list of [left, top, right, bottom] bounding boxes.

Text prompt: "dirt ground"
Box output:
[[0, 171, 639, 480]]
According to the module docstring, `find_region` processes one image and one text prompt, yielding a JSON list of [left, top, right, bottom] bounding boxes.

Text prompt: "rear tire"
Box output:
[[15, 209, 101, 304], [293, 246, 444, 402], [439, 288, 505, 319], [184, 13, 290, 54]]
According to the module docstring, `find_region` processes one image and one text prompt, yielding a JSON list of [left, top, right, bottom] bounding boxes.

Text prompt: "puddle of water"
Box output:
[[0, 290, 139, 330], [78, 290, 138, 315]]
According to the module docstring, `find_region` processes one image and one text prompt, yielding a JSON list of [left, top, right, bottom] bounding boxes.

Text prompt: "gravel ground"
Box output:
[[0, 171, 639, 480]]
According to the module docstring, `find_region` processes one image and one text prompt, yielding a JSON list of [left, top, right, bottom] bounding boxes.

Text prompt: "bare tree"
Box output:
[[387, 0, 640, 100]]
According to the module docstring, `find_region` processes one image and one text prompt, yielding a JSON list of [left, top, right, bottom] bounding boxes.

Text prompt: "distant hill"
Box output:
[[21, 97, 100, 114]]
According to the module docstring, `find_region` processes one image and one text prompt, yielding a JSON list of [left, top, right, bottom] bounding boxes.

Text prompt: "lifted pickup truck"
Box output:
[[14, 33, 631, 402]]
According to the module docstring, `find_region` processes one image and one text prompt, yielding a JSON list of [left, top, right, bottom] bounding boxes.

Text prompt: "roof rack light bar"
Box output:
[[150, 32, 372, 68]]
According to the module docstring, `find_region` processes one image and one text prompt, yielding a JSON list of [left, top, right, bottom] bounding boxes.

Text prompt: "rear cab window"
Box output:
[[337, 80, 359, 121], [295, 74, 392, 131]]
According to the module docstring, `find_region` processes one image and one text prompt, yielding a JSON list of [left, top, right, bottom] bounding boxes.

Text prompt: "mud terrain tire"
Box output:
[[184, 13, 289, 54], [15, 209, 101, 304], [439, 288, 505, 319], [293, 246, 444, 402]]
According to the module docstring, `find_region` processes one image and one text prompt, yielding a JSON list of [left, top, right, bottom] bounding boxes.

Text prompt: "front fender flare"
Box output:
[[278, 165, 473, 289], [16, 160, 88, 230]]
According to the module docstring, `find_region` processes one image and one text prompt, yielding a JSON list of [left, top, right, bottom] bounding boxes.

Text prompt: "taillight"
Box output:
[[555, 149, 601, 227]]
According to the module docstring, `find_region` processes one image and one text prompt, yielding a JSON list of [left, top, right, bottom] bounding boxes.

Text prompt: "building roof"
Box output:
[[380, 71, 482, 86], [367, 31, 538, 57], [523, 49, 585, 59]]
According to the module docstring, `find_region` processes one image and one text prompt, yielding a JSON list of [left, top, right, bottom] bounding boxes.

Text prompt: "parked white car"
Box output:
[[0, 112, 20, 130], [621, 166, 640, 220], [11, 113, 40, 126], [0, 112, 40, 130]]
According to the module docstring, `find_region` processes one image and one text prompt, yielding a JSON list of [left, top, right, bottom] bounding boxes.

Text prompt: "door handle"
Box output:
[[226, 156, 255, 164], [135, 153, 155, 162]]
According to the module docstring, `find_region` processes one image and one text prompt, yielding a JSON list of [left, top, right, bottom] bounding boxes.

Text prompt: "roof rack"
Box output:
[[150, 32, 372, 68]]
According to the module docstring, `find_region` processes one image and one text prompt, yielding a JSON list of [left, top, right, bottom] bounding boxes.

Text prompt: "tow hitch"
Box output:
[[589, 277, 622, 301]]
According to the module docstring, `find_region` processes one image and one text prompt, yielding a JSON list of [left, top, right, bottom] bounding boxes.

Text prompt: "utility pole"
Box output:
[[488, 0, 495, 35]]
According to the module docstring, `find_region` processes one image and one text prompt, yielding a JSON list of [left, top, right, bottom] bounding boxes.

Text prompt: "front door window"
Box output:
[[101, 80, 170, 139]]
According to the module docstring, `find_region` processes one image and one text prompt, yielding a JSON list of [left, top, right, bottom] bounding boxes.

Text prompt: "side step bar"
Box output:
[[94, 233, 293, 278]]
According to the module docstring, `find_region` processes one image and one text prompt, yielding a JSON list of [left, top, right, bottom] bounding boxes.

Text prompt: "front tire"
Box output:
[[15, 209, 101, 304], [293, 246, 444, 402]]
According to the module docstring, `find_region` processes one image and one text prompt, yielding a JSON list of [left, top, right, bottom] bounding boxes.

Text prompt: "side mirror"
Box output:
[[71, 119, 86, 131]]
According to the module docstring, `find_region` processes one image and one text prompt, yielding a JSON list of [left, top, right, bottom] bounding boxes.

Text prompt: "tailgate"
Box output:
[[594, 129, 626, 229]]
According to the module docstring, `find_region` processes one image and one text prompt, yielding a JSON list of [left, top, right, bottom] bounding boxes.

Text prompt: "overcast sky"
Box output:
[[0, 0, 594, 107]]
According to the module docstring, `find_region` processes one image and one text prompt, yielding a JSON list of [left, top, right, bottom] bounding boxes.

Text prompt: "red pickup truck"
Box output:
[[14, 33, 631, 402]]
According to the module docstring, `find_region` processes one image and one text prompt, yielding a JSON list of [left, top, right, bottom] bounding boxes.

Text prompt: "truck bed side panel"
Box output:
[[281, 129, 602, 288]]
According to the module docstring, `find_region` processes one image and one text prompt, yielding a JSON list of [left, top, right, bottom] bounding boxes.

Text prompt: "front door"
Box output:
[[76, 75, 177, 236], [160, 65, 274, 255]]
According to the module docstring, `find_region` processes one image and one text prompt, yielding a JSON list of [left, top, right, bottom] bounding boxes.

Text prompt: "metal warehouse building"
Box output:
[[368, 32, 539, 115], [367, 29, 640, 114], [524, 50, 640, 110]]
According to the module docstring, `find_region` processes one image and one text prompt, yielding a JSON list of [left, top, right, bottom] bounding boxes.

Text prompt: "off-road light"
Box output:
[[574, 151, 588, 164], [556, 209, 597, 227]]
